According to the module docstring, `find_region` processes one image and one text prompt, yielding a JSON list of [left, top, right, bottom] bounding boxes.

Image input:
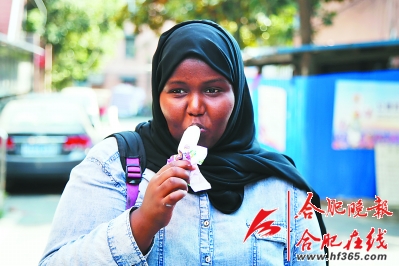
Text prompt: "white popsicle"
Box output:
[[178, 125, 201, 153]]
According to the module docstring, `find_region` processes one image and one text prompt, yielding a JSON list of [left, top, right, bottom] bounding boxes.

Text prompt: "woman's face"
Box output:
[[160, 58, 235, 148]]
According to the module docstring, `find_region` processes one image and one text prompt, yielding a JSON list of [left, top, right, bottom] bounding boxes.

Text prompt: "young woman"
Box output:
[[40, 20, 327, 265]]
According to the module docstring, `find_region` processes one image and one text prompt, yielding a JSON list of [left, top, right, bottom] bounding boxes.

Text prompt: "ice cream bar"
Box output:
[[166, 125, 211, 192], [178, 125, 201, 160], [178, 125, 200, 151]]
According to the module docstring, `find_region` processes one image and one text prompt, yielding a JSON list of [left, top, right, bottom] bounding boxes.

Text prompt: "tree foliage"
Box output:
[[24, 0, 126, 90], [122, 0, 296, 48], [122, 0, 344, 48]]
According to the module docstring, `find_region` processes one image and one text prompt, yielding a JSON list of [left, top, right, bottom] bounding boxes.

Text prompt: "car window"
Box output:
[[0, 100, 88, 134]]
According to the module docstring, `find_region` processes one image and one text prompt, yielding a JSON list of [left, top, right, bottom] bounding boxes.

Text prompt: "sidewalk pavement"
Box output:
[[0, 195, 60, 266]]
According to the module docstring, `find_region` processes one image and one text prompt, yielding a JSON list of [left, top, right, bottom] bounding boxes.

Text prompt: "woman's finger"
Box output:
[[162, 189, 188, 207], [153, 160, 193, 185], [156, 176, 189, 198]]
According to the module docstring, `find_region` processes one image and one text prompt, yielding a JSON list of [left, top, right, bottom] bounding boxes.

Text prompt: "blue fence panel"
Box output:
[[251, 69, 399, 200]]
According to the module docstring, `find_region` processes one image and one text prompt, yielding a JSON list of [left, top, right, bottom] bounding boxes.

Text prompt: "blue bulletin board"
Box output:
[[249, 69, 399, 200]]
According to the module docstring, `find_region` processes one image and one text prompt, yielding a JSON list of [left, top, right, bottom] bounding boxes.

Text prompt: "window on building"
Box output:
[[125, 34, 135, 58]]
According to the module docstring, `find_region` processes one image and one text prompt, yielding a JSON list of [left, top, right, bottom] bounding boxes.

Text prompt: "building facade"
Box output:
[[313, 0, 399, 45]]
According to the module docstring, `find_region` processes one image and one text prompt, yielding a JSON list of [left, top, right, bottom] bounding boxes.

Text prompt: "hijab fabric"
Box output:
[[136, 20, 326, 238]]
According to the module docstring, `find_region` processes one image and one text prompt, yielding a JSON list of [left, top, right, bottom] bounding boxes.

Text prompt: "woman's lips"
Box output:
[[190, 123, 205, 131]]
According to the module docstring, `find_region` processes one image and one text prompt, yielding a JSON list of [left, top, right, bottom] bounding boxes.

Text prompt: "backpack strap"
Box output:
[[106, 131, 146, 209]]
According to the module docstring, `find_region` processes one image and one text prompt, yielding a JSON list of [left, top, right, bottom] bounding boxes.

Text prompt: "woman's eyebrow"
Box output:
[[167, 78, 229, 85], [166, 80, 186, 85], [203, 78, 229, 85]]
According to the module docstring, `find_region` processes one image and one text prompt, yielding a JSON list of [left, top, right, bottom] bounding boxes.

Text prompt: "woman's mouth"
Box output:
[[190, 123, 205, 132]]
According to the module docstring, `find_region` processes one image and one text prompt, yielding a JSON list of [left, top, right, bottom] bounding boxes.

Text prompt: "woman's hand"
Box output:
[[130, 160, 194, 253]]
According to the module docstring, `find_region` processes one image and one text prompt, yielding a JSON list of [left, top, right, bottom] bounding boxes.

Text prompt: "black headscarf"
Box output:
[[136, 20, 326, 239]]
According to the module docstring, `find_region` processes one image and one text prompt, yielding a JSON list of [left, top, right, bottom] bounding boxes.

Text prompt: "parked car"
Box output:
[[0, 94, 101, 190]]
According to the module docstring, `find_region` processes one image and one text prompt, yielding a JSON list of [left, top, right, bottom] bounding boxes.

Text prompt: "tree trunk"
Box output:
[[297, 0, 314, 76], [298, 0, 313, 45]]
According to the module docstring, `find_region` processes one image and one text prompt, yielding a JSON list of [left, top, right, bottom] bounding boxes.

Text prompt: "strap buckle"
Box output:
[[126, 157, 142, 185]]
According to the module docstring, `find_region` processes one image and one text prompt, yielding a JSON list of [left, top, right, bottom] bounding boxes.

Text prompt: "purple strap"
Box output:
[[126, 157, 141, 209]]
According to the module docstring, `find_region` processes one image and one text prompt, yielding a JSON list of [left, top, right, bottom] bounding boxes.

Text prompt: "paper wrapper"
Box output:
[[167, 125, 211, 192]]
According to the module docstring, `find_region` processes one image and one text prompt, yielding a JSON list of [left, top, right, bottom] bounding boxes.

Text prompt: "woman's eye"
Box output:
[[171, 89, 186, 94], [205, 88, 220, 93]]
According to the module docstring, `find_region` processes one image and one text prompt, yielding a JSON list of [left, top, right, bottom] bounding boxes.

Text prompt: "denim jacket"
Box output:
[[40, 137, 325, 266]]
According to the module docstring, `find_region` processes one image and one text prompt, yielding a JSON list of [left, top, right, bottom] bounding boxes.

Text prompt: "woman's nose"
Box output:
[[187, 94, 205, 116]]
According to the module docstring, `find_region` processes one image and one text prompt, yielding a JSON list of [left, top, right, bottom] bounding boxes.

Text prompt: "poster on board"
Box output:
[[257, 85, 287, 152], [332, 80, 399, 150]]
